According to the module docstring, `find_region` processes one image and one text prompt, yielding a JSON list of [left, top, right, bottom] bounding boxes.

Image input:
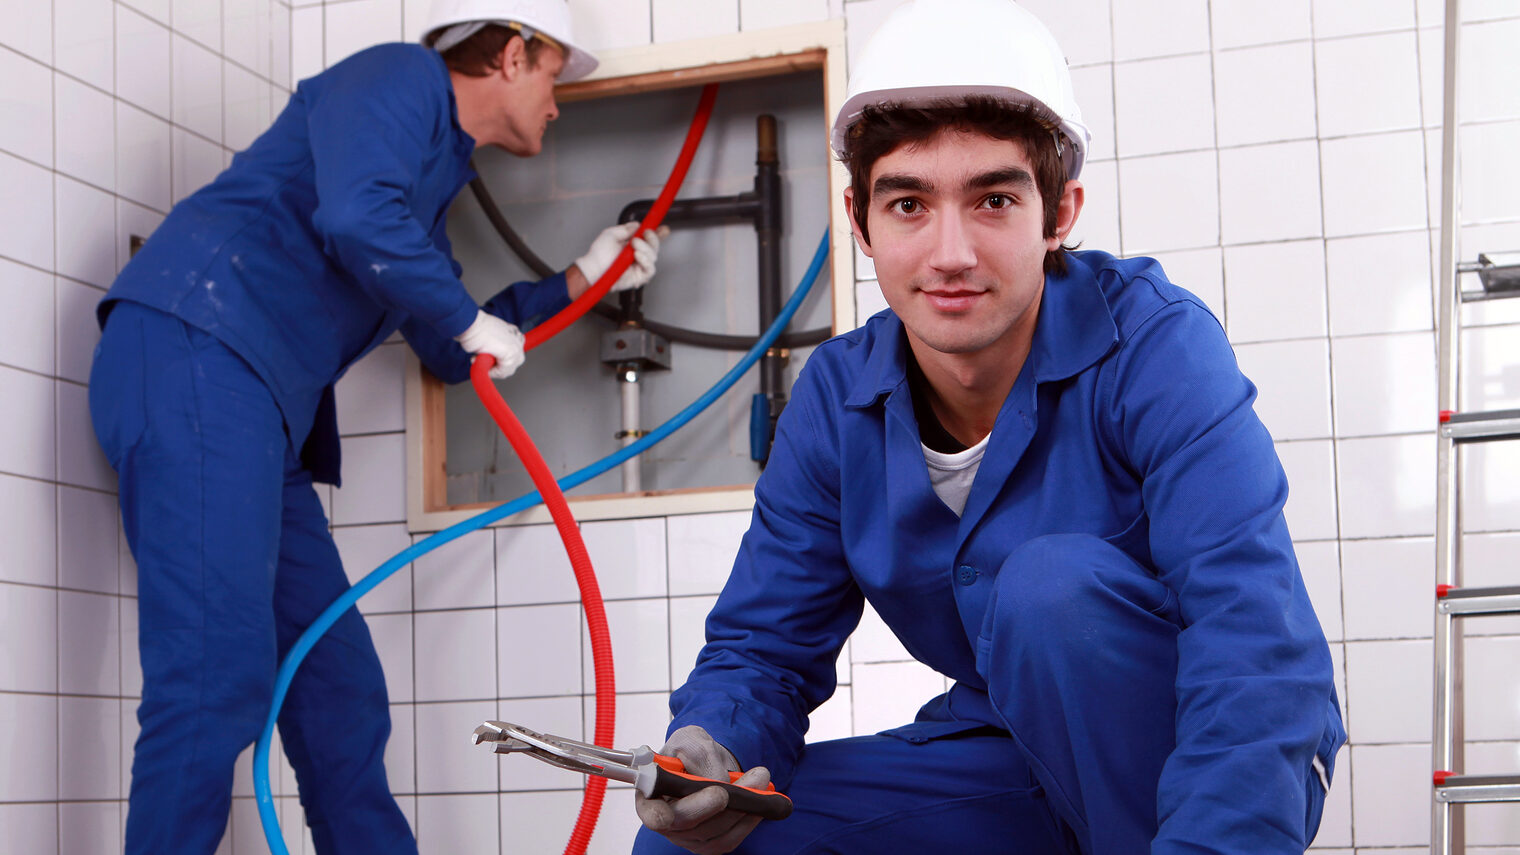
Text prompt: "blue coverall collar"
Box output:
[[427, 46, 480, 159], [843, 252, 1119, 411]]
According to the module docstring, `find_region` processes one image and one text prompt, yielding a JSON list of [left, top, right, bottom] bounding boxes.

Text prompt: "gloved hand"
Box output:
[[633, 726, 769, 855], [453, 310, 525, 379], [574, 223, 669, 293]]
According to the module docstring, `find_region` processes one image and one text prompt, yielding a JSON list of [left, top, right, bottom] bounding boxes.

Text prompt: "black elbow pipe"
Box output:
[[754, 115, 785, 416]]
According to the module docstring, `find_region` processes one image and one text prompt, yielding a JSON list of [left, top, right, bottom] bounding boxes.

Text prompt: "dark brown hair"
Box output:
[[839, 96, 1076, 275], [429, 23, 552, 78]]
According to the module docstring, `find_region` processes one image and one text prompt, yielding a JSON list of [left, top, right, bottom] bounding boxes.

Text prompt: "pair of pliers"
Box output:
[[472, 721, 793, 820]]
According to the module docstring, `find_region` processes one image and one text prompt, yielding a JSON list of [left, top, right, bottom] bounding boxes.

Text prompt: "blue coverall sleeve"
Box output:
[[399, 220, 573, 384], [1099, 298, 1338, 853], [304, 55, 481, 339], [666, 360, 865, 785]]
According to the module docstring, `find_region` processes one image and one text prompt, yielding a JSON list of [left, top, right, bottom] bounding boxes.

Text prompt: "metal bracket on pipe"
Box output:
[[599, 327, 672, 371]]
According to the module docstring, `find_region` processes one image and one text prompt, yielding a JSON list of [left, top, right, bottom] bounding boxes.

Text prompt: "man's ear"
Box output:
[[1048, 179, 1084, 249], [843, 186, 873, 259], [498, 34, 527, 82]]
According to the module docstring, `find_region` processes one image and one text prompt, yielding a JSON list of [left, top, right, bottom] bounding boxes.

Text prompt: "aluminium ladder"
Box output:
[[1430, 2, 1520, 852]]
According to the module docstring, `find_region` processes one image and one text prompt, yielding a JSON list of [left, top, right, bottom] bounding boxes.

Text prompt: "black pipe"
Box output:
[[619, 195, 759, 225], [754, 115, 785, 422], [470, 171, 830, 350], [618, 115, 793, 460]]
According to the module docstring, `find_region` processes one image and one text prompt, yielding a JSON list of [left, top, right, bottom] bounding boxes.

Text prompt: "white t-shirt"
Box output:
[[922, 433, 990, 517]]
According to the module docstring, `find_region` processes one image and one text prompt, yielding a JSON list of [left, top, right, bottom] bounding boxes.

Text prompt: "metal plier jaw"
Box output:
[[472, 721, 649, 787], [472, 720, 793, 820]]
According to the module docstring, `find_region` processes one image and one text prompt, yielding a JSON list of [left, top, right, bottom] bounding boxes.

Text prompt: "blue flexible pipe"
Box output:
[[254, 228, 830, 852]]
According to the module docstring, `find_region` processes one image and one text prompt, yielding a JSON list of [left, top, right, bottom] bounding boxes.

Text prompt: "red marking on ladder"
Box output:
[[1434, 770, 1454, 786], [1439, 410, 1456, 423], [1437, 584, 1456, 598]]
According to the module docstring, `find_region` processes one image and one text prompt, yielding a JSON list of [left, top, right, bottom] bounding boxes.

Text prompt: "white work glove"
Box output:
[[453, 310, 525, 380], [633, 726, 770, 855], [574, 223, 669, 293]]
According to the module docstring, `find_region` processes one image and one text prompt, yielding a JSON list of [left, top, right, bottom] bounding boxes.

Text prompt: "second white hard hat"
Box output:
[[831, 0, 1090, 180], [421, 0, 598, 82]]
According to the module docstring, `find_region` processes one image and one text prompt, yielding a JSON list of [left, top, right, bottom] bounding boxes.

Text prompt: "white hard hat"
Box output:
[[831, 0, 1090, 180], [421, 0, 598, 82]]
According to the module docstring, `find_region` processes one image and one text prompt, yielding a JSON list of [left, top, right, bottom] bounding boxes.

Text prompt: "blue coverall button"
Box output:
[[955, 565, 978, 585]]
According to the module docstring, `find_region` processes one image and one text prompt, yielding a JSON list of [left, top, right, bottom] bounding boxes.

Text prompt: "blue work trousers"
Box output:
[[635, 535, 1326, 853], [89, 302, 415, 855]]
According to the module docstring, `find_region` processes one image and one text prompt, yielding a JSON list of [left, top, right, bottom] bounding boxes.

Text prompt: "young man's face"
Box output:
[[848, 129, 1078, 361], [498, 41, 564, 157]]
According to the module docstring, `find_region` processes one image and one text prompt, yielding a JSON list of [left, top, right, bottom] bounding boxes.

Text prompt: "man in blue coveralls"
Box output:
[[88, 1, 665, 852], [631, 1, 1347, 853]]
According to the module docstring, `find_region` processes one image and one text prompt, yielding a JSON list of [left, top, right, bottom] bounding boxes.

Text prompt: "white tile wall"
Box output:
[[412, 528, 494, 611], [116, 6, 173, 119], [1, 49, 55, 167], [0, 474, 58, 587], [1321, 131, 1430, 237], [54, 178, 118, 288], [1217, 140, 1324, 245], [654, 0, 737, 43], [5, 1, 1518, 852], [115, 101, 173, 212], [1330, 331, 1437, 437], [1234, 338, 1333, 441], [1211, 0, 1312, 49], [1213, 42, 1317, 148], [324, 0, 402, 66], [1118, 150, 1221, 254], [1223, 239, 1328, 343], [1316, 32, 1423, 138], [0, 693, 60, 801], [1109, 0, 1208, 61], [334, 523, 414, 613], [1325, 230, 1434, 337], [0, 259, 56, 375], [56, 0, 116, 91], [740, 0, 829, 31], [1112, 53, 1215, 158]]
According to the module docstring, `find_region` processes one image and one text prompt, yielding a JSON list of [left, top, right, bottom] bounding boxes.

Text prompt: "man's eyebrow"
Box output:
[[966, 167, 1036, 192], [872, 174, 934, 198]]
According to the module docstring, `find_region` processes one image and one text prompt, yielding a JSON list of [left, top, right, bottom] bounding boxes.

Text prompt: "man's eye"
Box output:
[[984, 194, 1010, 209], [893, 199, 920, 214]]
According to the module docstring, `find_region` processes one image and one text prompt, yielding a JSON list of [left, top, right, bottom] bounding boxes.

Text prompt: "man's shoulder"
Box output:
[[811, 311, 895, 370], [306, 43, 445, 92], [792, 311, 901, 406], [1069, 250, 1221, 341]]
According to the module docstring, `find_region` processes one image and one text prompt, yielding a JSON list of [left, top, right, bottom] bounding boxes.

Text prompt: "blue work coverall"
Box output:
[[89, 44, 569, 854], [634, 251, 1347, 854]]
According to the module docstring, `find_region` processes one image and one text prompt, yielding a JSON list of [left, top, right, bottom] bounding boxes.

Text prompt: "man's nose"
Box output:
[[927, 211, 976, 274]]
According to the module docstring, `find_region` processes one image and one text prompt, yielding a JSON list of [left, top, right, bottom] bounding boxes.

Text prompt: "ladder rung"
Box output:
[[1458, 289, 1520, 303], [1434, 773, 1520, 803], [1459, 252, 1520, 300], [1440, 409, 1520, 442], [1438, 585, 1520, 616]]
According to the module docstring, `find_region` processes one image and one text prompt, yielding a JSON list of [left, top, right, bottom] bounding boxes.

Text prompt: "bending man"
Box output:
[[90, 2, 660, 852]]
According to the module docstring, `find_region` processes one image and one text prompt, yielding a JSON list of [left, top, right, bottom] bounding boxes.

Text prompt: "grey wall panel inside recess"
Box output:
[[445, 70, 832, 506]]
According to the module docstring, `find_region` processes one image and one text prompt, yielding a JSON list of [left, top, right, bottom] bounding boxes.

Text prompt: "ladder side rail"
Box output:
[[1432, 0, 1464, 853]]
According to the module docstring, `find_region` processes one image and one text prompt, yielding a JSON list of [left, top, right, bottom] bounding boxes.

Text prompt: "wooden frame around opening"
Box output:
[[405, 20, 853, 533]]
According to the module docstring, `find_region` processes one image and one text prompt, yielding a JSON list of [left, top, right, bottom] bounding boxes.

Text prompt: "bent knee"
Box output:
[[993, 534, 1174, 630]]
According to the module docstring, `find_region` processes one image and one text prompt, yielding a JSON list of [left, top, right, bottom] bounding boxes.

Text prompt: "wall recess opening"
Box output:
[[406, 21, 853, 531]]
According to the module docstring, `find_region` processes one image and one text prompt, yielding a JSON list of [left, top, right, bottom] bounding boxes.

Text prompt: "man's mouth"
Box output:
[[920, 288, 985, 311]]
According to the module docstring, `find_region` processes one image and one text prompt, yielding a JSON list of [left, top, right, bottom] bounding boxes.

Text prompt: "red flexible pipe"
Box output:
[[524, 83, 719, 351], [471, 355, 613, 854], [473, 84, 720, 855]]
